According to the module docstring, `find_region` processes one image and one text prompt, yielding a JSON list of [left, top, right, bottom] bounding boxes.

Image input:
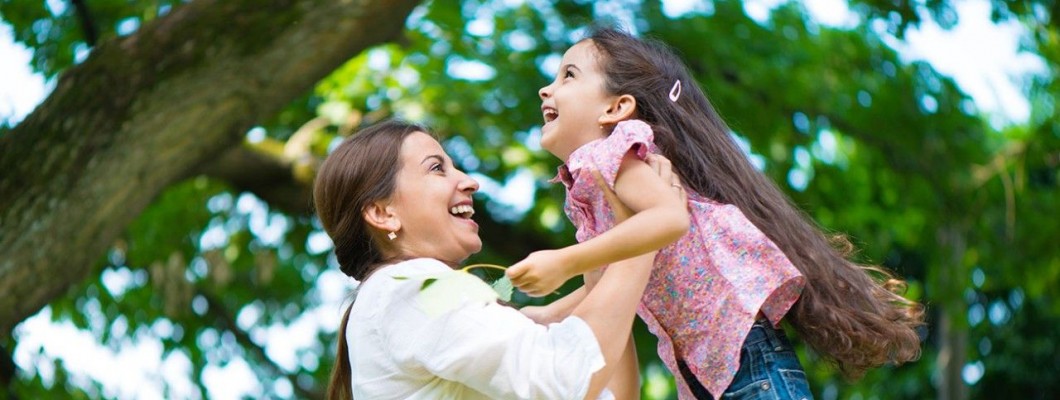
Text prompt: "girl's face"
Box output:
[[538, 40, 617, 161], [387, 132, 482, 264]]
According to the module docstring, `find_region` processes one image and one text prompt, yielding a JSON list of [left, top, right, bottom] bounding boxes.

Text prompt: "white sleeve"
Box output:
[[384, 287, 606, 399]]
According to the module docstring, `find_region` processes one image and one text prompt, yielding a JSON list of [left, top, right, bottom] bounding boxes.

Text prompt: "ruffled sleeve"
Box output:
[[567, 119, 656, 191], [560, 120, 657, 243]]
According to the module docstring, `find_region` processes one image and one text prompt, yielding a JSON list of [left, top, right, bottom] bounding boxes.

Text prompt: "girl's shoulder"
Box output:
[[568, 119, 656, 175], [609, 119, 654, 144]]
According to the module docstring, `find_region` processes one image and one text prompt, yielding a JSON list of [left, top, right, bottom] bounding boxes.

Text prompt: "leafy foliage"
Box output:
[[3, 0, 1058, 399]]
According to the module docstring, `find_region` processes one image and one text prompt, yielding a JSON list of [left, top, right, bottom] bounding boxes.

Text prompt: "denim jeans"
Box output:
[[677, 320, 814, 400]]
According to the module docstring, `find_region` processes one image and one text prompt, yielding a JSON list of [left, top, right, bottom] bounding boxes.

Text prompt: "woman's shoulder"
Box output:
[[375, 257, 451, 277], [354, 258, 451, 307]]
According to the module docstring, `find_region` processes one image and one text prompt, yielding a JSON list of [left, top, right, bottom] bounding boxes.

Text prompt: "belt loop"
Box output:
[[761, 320, 785, 351]]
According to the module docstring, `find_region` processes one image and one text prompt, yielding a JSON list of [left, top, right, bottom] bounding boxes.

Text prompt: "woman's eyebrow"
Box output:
[[420, 154, 445, 165]]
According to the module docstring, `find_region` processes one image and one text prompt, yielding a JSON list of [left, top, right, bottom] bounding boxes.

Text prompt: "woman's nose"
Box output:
[[459, 172, 480, 193]]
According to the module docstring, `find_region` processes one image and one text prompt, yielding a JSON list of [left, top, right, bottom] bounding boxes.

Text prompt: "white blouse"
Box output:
[[346, 258, 612, 400]]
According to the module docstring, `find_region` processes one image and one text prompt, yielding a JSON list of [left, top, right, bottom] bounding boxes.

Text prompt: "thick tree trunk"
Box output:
[[0, 0, 421, 335]]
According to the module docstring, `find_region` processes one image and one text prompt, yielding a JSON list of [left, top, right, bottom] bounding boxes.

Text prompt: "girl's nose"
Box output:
[[538, 84, 551, 100]]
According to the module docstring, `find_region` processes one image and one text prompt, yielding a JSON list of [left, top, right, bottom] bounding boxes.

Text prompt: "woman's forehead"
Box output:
[[400, 132, 447, 162]]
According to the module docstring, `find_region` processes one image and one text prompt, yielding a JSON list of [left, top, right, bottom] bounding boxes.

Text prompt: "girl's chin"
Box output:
[[540, 130, 563, 154]]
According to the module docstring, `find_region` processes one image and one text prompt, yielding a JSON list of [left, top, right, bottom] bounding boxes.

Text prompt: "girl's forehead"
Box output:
[[565, 41, 596, 58], [563, 41, 605, 68]]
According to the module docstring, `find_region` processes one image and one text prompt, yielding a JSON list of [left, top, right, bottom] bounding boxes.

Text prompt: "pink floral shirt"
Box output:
[[552, 120, 805, 399]]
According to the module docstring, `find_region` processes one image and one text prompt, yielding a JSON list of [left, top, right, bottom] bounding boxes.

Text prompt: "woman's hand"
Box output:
[[518, 305, 556, 324], [645, 153, 686, 205]]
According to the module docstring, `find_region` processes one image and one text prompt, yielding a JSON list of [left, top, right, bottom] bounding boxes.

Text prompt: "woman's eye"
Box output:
[[430, 163, 444, 172]]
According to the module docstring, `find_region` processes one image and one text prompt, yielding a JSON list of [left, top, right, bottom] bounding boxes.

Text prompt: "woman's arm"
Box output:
[[607, 333, 641, 400], [573, 250, 655, 400], [519, 285, 588, 325], [582, 266, 640, 400]]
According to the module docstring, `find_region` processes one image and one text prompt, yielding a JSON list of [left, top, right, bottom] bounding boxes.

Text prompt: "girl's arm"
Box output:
[[509, 153, 689, 296]]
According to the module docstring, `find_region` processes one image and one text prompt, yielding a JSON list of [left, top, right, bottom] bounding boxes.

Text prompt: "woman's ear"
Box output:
[[362, 201, 400, 234], [599, 94, 637, 126]]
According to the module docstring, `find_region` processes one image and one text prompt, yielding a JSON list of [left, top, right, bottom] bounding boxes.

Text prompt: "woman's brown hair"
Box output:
[[586, 27, 924, 378], [313, 120, 428, 400]]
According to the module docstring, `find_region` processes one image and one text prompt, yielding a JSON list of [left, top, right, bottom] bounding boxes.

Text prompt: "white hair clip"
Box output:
[[669, 80, 682, 102]]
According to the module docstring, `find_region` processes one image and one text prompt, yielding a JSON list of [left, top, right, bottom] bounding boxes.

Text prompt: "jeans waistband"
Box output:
[[744, 319, 789, 350]]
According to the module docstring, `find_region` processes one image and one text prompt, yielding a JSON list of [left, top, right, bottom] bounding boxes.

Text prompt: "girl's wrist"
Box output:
[[564, 244, 592, 276]]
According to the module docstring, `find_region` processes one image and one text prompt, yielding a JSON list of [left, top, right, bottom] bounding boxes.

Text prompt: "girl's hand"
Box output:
[[507, 249, 575, 297], [508, 167, 629, 297]]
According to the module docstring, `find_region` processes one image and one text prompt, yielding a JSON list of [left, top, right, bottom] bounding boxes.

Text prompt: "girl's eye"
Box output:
[[564, 69, 574, 79]]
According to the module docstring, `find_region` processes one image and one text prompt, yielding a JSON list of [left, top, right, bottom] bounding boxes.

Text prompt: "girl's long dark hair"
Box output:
[[586, 27, 923, 377], [313, 120, 428, 399]]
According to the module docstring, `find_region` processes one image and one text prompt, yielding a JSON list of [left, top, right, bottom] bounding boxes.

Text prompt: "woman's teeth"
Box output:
[[449, 205, 475, 218]]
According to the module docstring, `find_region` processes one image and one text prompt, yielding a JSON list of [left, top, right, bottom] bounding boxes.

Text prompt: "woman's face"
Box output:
[[387, 132, 482, 264]]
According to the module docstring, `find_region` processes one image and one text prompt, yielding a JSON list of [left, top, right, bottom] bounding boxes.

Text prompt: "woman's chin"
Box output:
[[465, 240, 483, 257]]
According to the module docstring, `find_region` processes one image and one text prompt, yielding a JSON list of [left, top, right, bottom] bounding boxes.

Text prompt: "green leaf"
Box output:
[[393, 270, 499, 317], [490, 276, 514, 303], [421, 278, 437, 290], [418, 272, 498, 317]]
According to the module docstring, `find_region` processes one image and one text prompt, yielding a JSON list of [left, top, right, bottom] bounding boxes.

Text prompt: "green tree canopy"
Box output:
[[1, 0, 1057, 399]]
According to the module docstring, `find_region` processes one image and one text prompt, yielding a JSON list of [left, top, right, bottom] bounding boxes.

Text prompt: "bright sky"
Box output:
[[1, 0, 1046, 398]]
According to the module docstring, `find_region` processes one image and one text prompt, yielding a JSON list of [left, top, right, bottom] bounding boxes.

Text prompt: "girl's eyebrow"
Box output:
[[562, 63, 582, 73]]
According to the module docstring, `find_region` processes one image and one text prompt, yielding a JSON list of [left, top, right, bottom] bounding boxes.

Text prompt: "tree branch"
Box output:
[[197, 141, 316, 216], [0, 0, 423, 335], [200, 290, 322, 400], [70, 0, 98, 46]]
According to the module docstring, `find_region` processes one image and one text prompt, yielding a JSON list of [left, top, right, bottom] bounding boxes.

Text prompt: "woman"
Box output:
[[313, 120, 684, 400]]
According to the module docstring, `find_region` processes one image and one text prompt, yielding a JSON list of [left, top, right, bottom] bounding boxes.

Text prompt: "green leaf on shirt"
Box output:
[[392, 263, 513, 316], [490, 276, 514, 302]]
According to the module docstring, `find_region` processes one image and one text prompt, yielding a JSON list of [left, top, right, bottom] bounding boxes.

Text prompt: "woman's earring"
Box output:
[[387, 231, 397, 240]]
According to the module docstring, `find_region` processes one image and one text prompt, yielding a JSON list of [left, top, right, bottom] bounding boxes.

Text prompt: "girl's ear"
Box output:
[[599, 94, 637, 126], [362, 201, 401, 234]]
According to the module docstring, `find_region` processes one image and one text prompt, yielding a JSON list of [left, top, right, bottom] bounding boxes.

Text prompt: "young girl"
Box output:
[[507, 27, 924, 399]]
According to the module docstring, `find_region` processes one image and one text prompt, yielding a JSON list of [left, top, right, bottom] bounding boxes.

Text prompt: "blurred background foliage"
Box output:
[[2, 0, 1058, 399]]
